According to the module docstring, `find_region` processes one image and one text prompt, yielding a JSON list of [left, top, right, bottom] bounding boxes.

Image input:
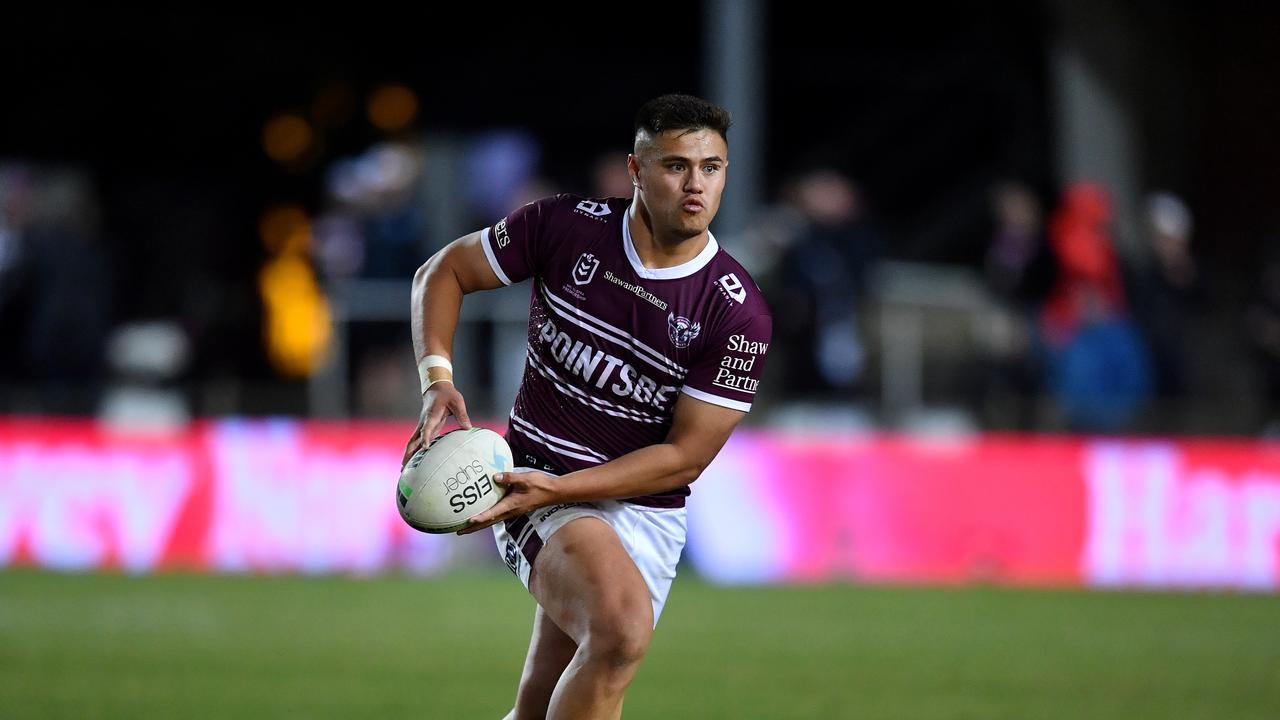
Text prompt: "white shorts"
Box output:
[[492, 481, 688, 626]]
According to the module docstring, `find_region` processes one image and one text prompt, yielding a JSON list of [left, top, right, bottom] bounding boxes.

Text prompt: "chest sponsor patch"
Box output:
[[604, 270, 668, 311]]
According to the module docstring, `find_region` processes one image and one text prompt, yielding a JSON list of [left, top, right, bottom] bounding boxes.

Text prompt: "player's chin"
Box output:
[[675, 213, 711, 236]]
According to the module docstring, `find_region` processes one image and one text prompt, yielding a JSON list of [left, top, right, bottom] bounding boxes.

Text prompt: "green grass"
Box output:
[[1, 570, 1277, 719]]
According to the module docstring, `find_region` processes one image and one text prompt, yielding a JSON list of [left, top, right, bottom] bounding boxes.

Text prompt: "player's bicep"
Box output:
[[439, 230, 507, 294], [664, 392, 747, 476]]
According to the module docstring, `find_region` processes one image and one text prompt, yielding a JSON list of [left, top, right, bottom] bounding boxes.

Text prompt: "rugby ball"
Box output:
[[397, 427, 514, 534]]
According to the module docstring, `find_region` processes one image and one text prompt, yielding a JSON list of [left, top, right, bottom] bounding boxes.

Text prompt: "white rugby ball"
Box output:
[[397, 427, 514, 534]]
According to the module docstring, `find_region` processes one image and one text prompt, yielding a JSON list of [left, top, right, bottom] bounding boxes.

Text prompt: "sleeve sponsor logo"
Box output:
[[713, 366, 759, 394], [714, 333, 767, 394], [726, 333, 769, 355], [572, 253, 601, 285], [716, 272, 747, 304], [574, 199, 612, 220], [667, 313, 702, 348], [494, 219, 511, 248]]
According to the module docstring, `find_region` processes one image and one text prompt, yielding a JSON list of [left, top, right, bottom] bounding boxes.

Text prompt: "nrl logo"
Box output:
[[667, 313, 701, 348], [573, 252, 601, 285]]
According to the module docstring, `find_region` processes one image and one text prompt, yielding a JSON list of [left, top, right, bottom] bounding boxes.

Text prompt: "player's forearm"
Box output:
[[410, 253, 464, 362], [550, 443, 704, 503]]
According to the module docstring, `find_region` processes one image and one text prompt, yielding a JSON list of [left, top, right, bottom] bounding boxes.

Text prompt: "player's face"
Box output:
[[630, 129, 728, 240]]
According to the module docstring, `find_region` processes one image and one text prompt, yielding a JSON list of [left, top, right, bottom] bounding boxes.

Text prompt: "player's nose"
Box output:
[[684, 170, 704, 192]]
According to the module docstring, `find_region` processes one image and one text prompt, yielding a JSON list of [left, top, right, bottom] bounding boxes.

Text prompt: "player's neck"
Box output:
[[627, 200, 709, 270]]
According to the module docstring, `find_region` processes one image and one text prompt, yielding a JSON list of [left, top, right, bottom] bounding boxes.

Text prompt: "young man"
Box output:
[[405, 94, 771, 719]]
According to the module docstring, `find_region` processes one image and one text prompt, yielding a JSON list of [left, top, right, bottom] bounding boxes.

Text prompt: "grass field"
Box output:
[[1, 570, 1277, 719]]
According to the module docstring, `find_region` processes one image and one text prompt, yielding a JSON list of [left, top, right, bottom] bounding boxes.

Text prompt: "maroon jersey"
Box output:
[[481, 194, 772, 507]]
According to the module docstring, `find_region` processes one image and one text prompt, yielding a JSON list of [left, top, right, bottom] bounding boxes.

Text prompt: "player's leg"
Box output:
[[529, 517, 654, 720], [504, 605, 577, 720]]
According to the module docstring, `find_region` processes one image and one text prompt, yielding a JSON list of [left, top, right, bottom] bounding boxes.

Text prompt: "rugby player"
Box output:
[[405, 94, 771, 719]]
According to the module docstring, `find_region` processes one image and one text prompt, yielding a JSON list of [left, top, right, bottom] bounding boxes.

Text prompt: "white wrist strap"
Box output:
[[418, 355, 454, 394]]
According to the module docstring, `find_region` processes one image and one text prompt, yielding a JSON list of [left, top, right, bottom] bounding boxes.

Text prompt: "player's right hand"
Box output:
[[401, 382, 473, 469]]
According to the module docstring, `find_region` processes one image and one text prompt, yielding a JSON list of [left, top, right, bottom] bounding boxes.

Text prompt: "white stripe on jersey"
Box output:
[[480, 227, 514, 286], [525, 345, 666, 424], [539, 282, 688, 379], [681, 385, 752, 412], [510, 413, 610, 463], [711, 380, 756, 395]]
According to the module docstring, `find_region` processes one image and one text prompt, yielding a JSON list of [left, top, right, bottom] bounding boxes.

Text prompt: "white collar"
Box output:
[[623, 207, 719, 280]]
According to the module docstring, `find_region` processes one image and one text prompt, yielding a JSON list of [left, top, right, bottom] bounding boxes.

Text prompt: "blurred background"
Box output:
[[3, 3, 1280, 718], [3, 4, 1279, 435]]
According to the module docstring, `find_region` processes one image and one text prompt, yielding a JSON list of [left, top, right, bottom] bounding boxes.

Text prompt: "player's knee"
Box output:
[[585, 612, 652, 669]]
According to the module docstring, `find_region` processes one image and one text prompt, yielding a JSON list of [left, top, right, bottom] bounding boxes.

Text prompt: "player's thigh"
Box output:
[[529, 516, 654, 647]]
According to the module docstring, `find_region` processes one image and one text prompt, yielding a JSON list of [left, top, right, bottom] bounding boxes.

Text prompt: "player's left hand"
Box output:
[[457, 470, 559, 535]]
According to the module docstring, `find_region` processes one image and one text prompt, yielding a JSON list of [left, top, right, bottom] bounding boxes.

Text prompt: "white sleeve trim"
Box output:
[[681, 386, 752, 412], [480, 226, 513, 286]]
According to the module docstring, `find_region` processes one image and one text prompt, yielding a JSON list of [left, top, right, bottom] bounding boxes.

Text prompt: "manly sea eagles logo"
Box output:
[[573, 252, 600, 285], [667, 313, 702, 348]]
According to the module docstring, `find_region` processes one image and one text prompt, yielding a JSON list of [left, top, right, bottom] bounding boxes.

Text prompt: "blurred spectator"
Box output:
[[771, 170, 884, 399], [0, 165, 111, 413], [984, 182, 1055, 304], [592, 151, 635, 200], [1038, 182, 1152, 432], [1246, 245, 1280, 435], [979, 181, 1054, 427], [320, 140, 446, 283], [511, 175, 560, 210], [463, 131, 540, 228], [1128, 192, 1203, 406], [0, 165, 33, 378]]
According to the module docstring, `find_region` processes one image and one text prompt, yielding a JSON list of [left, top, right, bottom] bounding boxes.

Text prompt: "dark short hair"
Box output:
[[634, 94, 731, 144]]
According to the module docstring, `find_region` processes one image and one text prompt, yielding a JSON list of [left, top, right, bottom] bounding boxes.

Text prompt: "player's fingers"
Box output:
[[457, 512, 497, 535], [453, 398, 473, 429], [401, 439, 421, 469], [423, 406, 448, 444], [459, 498, 517, 535], [401, 423, 425, 468]]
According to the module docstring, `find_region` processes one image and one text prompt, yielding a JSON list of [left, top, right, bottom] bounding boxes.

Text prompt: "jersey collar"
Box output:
[[623, 208, 719, 280]]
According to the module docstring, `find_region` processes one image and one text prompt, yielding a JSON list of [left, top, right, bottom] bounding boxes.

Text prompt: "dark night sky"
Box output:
[[4, 5, 1278, 390], [2, 7, 1052, 268]]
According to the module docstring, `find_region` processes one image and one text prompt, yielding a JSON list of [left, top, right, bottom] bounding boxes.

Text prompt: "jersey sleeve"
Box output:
[[681, 312, 772, 412], [479, 196, 559, 285]]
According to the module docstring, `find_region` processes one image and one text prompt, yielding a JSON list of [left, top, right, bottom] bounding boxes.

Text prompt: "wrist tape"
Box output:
[[418, 355, 454, 394]]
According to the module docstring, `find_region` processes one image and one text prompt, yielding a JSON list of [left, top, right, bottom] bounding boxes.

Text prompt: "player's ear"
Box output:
[[627, 154, 642, 190]]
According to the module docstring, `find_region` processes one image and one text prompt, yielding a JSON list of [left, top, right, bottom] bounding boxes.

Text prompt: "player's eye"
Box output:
[[668, 163, 685, 172], [703, 165, 720, 174]]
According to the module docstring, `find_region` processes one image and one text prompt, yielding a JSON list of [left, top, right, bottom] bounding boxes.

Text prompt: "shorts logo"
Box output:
[[536, 503, 585, 523], [503, 540, 520, 575], [574, 200, 612, 219], [717, 273, 747, 304], [493, 219, 511, 248], [667, 313, 702, 348], [573, 253, 601, 285]]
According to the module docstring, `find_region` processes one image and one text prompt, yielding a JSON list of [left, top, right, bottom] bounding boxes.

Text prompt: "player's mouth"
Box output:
[[681, 199, 705, 213]]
